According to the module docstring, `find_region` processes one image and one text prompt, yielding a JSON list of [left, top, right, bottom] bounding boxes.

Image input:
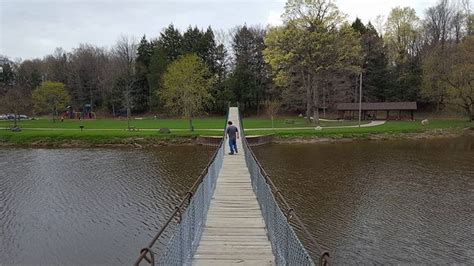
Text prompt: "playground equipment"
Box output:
[[82, 104, 96, 119], [66, 106, 75, 119], [62, 104, 96, 120]]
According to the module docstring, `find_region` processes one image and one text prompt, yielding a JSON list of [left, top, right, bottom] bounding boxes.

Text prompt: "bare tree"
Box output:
[[68, 44, 109, 110], [264, 100, 281, 129], [0, 87, 31, 128], [112, 35, 138, 129], [374, 15, 386, 37]]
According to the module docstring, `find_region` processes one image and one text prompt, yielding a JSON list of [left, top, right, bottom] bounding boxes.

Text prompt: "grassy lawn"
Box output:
[[249, 119, 474, 137], [0, 116, 472, 144], [0, 116, 368, 130], [0, 129, 223, 144], [0, 117, 226, 130]]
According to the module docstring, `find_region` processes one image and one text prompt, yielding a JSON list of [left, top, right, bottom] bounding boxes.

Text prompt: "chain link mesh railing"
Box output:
[[238, 107, 330, 266], [134, 109, 228, 266], [135, 106, 329, 265], [153, 145, 223, 265]]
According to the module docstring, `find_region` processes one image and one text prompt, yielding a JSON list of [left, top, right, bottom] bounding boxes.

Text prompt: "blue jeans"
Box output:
[[229, 138, 237, 154]]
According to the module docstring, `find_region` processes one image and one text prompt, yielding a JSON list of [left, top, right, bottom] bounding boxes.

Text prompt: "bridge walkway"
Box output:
[[192, 107, 275, 265]]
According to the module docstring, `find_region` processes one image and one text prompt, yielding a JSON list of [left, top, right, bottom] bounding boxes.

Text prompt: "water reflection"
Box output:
[[0, 146, 214, 264], [254, 137, 474, 264]]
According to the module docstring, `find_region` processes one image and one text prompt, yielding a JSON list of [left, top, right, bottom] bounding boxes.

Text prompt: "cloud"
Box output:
[[337, 0, 438, 23], [1, 0, 441, 59], [267, 9, 284, 26]]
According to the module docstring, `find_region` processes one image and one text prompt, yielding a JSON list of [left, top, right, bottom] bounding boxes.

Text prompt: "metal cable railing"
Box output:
[[134, 108, 229, 266], [238, 107, 330, 266]]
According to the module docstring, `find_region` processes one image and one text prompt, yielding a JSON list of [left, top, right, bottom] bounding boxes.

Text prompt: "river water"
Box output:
[[253, 137, 474, 264], [0, 146, 214, 264]]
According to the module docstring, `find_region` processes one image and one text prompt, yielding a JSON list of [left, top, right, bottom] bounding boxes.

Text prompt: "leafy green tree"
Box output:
[[384, 6, 423, 102], [265, 0, 362, 125], [161, 54, 214, 131], [384, 7, 422, 63], [32, 81, 70, 122], [422, 46, 449, 111], [438, 36, 474, 120]]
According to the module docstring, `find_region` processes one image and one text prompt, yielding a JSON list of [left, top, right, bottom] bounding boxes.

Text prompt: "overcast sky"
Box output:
[[1, 0, 438, 60]]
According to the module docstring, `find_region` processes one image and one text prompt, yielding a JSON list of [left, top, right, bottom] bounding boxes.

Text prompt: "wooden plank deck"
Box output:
[[192, 107, 275, 265]]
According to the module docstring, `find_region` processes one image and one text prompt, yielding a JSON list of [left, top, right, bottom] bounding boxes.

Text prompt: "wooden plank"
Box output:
[[192, 107, 275, 265], [193, 259, 274, 266]]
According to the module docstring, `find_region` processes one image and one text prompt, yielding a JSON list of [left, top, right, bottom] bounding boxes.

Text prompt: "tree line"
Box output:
[[1, 0, 473, 121]]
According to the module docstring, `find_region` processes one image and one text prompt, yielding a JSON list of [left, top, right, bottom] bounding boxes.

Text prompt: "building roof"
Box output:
[[336, 102, 417, 111]]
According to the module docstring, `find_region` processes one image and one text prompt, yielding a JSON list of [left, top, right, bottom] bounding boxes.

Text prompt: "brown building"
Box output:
[[336, 102, 417, 120]]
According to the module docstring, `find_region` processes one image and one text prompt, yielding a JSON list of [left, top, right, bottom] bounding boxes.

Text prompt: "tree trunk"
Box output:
[[127, 106, 131, 129], [465, 104, 474, 122], [322, 86, 326, 118], [189, 118, 194, 132], [312, 79, 320, 126], [304, 72, 312, 123], [52, 106, 56, 123], [256, 96, 260, 116]]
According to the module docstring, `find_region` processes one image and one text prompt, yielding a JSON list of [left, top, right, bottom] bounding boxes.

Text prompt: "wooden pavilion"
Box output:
[[336, 102, 417, 120]]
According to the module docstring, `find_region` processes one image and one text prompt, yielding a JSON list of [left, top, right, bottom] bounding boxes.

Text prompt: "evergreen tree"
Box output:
[[211, 42, 232, 113], [182, 26, 204, 55], [134, 35, 153, 112], [148, 24, 183, 110], [230, 25, 269, 114], [352, 20, 392, 102], [182, 26, 218, 73], [0, 56, 17, 94], [351, 17, 368, 34]]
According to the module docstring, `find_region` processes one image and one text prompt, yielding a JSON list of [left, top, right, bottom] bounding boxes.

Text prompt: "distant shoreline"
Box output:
[[1, 127, 472, 148], [273, 127, 474, 144]]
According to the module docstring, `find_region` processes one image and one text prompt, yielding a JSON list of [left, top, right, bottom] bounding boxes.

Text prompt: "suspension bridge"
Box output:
[[135, 107, 329, 265]]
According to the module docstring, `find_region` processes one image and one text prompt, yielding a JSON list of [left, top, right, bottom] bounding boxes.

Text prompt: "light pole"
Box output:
[[358, 71, 362, 127]]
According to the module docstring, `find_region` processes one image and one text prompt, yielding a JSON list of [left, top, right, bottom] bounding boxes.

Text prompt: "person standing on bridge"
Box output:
[[226, 121, 239, 155]]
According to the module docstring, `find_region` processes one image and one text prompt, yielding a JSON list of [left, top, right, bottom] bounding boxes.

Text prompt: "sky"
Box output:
[[1, 0, 439, 60]]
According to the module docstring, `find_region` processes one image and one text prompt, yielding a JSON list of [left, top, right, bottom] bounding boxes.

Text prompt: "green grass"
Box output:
[[0, 117, 226, 130], [0, 116, 472, 144], [249, 120, 474, 137], [0, 128, 223, 144], [239, 117, 368, 128], [0, 116, 365, 130]]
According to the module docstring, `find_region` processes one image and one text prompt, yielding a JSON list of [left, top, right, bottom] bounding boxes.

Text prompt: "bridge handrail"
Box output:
[[238, 108, 330, 266], [134, 107, 229, 266]]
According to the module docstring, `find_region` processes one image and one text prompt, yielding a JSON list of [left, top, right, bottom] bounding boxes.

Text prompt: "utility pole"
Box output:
[[358, 71, 362, 127]]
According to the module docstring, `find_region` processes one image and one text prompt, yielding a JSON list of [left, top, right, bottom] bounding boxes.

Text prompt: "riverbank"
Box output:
[[0, 132, 202, 148], [273, 127, 474, 144], [1, 117, 472, 147], [1, 124, 472, 148]]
